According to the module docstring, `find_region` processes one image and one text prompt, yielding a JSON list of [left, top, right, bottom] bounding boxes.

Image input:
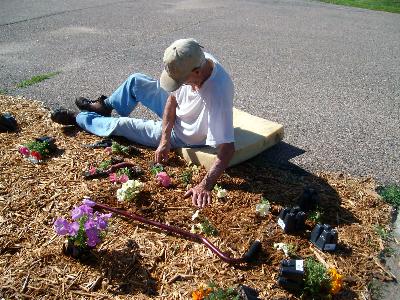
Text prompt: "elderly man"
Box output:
[[51, 38, 235, 208]]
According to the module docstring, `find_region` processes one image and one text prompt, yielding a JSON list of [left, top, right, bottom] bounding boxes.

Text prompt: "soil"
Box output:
[[0, 95, 394, 299]]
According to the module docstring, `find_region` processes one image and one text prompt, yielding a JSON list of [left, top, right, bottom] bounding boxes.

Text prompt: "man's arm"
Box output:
[[154, 94, 177, 163], [184, 142, 235, 207]]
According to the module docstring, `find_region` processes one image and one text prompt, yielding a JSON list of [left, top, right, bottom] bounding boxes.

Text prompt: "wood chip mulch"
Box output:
[[0, 95, 394, 299]]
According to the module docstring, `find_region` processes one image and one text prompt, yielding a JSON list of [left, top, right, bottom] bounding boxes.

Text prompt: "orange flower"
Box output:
[[192, 287, 212, 300], [329, 268, 343, 294]]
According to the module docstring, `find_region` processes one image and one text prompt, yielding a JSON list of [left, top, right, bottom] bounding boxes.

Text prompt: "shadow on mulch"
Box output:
[[226, 141, 359, 226], [90, 239, 158, 296]]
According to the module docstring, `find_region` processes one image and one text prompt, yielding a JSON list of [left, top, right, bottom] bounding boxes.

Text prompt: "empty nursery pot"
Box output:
[[278, 259, 305, 291], [310, 224, 338, 251], [297, 187, 319, 212], [278, 207, 306, 233]]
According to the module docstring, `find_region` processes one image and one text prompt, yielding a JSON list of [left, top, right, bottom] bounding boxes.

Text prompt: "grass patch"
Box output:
[[378, 184, 400, 208], [319, 0, 400, 13], [374, 224, 391, 241], [16, 71, 60, 88], [368, 278, 383, 299]]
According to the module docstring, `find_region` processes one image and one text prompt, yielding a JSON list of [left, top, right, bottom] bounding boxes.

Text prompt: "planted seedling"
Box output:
[[180, 169, 193, 186], [18, 136, 58, 163], [214, 184, 227, 199], [150, 163, 163, 175], [192, 282, 240, 300], [191, 211, 218, 237], [307, 208, 323, 223], [303, 258, 331, 297], [110, 141, 140, 156], [256, 197, 270, 216]]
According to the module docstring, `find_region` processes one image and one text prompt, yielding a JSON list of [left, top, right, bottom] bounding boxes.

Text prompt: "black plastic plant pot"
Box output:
[[62, 239, 93, 259], [297, 187, 319, 212], [278, 277, 303, 292], [280, 259, 305, 281], [278, 207, 306, 233], [0, 112, 18, 132], [310, 224, 338, 251], [278, 259, 305, 292], [237, 285, 260, 300]]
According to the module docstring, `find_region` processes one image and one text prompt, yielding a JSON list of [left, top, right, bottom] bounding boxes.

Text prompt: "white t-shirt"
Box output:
[[172, 53, 234, 147]]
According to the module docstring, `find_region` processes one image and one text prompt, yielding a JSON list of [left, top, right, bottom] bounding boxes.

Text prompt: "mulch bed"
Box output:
[[0, 95, 394, 299]]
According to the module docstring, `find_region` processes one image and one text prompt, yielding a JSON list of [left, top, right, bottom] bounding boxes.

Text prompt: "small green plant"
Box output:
[[180, 169, 193, 186], [368, 278, 383, 300], [374, 224, 391, 241], [255, 197, 270, 216], [287, 243, 298, 257], [192, 219, 218, 237], [110, 141, 139, 156], [98, 160, 112, 170], [150, 163, 163, 175], [380, 246, 396, 257], [0, 88, 8, 95], [214, 184, 227, 198], [378, 185, 400, 208], [304, 258, 331, 297], [206, 282, 239, 300], [25, 140, 51, 158], [116, 167, 133, 178], [200, 219, 218, 237], [16, 72, 60, 88], [308, 209, 323, 223]]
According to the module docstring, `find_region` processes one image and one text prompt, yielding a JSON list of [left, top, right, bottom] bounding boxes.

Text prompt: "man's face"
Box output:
[[183, 69, 201, 87]]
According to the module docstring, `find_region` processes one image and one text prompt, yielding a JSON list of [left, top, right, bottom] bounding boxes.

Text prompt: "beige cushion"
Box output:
[[175, 108, 284, 170]]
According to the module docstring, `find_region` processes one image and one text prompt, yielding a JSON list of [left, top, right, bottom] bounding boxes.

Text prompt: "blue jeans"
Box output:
[[76, 73, 187, 148]]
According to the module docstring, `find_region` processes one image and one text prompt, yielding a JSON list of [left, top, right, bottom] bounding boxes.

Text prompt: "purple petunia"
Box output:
[[80, 204, 93, 215], [54, 198, 111, 249], [82, 198, 96, 207], [69, 221, 80, 236], [54, 218, 70, 235], [85, 219, 101, 247], [71, 206, 84, 220]]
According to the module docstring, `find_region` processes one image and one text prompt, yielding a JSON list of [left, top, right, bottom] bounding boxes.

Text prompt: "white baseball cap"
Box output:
[[160, 38, 206, 92]]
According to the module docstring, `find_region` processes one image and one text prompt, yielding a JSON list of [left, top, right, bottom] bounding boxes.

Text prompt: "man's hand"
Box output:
[[184, 183, 212, 208], [154, 141, 170, 163], [184, 143, 235, 208], [155, 94, 177, 163]]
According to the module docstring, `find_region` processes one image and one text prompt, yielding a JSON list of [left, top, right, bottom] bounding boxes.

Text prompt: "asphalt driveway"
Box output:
[[1, 0, 399, 184]]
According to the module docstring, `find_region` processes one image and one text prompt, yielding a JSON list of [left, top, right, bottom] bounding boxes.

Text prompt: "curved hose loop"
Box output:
[[94, 203, 261, 264]]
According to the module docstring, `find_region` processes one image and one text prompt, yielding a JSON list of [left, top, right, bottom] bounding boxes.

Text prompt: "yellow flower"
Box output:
[[329, 268, 343, 294], [192, 287, 212, 300]]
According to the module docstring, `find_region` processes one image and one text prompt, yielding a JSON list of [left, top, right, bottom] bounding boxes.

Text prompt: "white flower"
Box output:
[[191, 210, 201, 221], [116, 188, 125, 202], [216, 189, 227, 198], [116, 180, 144, 202], [256, 201, 270, 216], [273, 243, 289, 256]]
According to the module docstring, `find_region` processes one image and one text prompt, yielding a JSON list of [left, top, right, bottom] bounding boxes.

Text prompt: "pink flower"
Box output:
[[104, 147, 112, 154], [89, 166, 97, 175], [30, 151, 42, 161], [156, 172, 171, 187], [109, 173, 117, 183], [18, 146, 30, 156], [119, 174, 129, 183]]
